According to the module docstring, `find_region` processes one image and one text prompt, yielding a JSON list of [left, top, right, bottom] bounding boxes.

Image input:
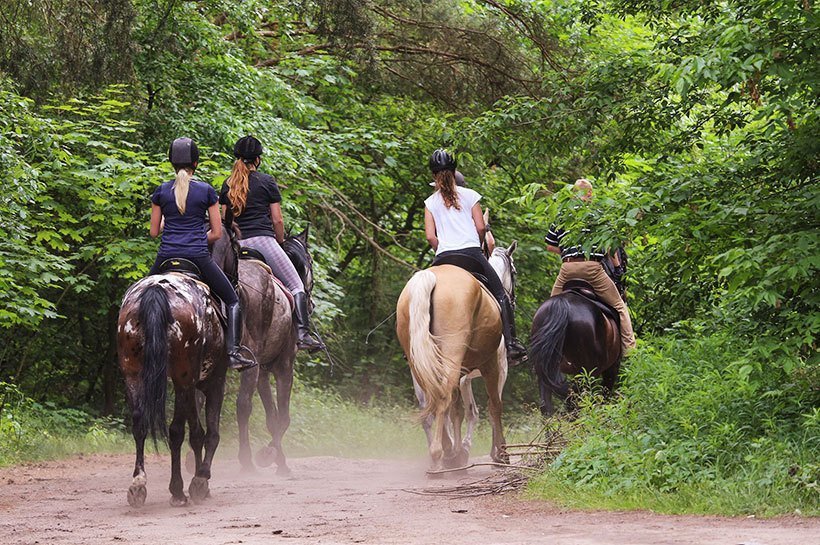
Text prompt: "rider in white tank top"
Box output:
[[424, 187, 482, 255]]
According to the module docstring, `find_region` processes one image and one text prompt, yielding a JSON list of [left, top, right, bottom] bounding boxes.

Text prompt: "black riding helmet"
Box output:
[[234, 135, 263, 162], [429, 148, 456, 173], [168, 137, 199, 167]]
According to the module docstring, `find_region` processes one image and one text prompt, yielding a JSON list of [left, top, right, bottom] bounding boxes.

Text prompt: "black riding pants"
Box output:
[[149, 255, 239, 305], [433, 247, 506, 302]]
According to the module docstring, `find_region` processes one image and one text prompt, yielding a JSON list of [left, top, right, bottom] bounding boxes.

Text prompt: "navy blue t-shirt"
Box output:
[[219, 171, 282, 240], [151, 178, 218, 258]]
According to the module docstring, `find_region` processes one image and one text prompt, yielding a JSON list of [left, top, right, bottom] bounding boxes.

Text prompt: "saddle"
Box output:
[[156, 258, 227, 328], [562, 279, 620, 326], [238, 247, 295, 311], [158, 257, 202, 279], [432, 253, 491, 292]]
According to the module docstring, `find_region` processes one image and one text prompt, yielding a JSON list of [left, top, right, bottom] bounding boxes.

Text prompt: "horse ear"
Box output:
[[297, 226, 309, 246], [483, 208, 490, 224], [508, 240, 518, 255]]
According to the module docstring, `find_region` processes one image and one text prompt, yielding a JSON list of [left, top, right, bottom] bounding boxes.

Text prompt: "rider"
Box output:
[[149, 137, 256, 371], [220, 135, 325, 353], [545, 178, 636, 355], [424, 149, 527, 365]]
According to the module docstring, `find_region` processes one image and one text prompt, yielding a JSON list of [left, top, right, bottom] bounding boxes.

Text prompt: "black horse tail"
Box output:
[[529, 297, 570, 398], [138, 284, 171, 446]]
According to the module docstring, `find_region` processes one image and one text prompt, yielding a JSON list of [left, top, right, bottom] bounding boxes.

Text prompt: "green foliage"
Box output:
[[530, 334, 819, 515], [0, 382, 130, 466]]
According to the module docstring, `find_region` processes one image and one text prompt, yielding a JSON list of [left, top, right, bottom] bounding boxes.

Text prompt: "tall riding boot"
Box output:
[[500, 295, 528, 366], [293, 292, 326, 353], [226, 302, 257, 371]]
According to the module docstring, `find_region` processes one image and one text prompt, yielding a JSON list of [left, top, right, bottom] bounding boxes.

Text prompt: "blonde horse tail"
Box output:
[[406, 270, 452, 418]]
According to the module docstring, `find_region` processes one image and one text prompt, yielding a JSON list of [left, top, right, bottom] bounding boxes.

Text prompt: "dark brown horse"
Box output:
[[211, 226, 316, 474], [529, 282, 622, 416], [117, 272, 228, 507]]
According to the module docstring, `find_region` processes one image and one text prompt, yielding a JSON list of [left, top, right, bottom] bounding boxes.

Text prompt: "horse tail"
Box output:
[[530, 296, 570, 398], [405, 270, 452, 418], [137, 284, 171, 445]]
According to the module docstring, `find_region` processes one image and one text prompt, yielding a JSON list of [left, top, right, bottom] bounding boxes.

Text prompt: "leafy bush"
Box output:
[[530, 333, 819, 515]]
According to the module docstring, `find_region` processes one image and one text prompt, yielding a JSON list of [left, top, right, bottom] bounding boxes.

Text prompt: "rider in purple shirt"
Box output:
[[148, 137, 256, 371]]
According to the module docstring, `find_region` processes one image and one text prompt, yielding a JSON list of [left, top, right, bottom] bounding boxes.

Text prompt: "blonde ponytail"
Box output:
[[173, 168, 193, 215], [226, 159, 251, 216]]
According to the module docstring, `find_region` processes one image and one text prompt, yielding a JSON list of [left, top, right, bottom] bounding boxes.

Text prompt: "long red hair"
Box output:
[[226, 159, 251, 215]]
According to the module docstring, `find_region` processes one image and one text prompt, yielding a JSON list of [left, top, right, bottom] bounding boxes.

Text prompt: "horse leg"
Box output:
[[460, 372, 480, 454], [539, 379, 555, 417], [236, 365, 260, 472], [444, 387, 468, 468], [168, 387, 190, 507], [412, 375, 434, 447], [601, 358, 621, 399], [127, 396, 148, 508], [268, 358, 293, 475], [484, 346, 508, 464], [193, 377, 225, 502], [427, 406, 450, 476]]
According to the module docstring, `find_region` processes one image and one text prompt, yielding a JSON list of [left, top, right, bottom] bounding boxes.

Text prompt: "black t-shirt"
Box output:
[[219, 171, 282, 240]]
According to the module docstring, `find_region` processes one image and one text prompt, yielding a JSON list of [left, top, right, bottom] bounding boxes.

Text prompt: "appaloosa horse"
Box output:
[[117, 271, 228, 507], [212, 226, 317, 474], [397, 244, 517, 473], [529, 281, 622, 416]]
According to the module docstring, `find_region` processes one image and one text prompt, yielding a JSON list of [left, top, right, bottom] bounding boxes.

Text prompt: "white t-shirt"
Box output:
[[424, 187, 482, 255]]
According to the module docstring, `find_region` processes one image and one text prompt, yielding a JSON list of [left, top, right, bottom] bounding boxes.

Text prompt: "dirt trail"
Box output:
[[0, 453, 816, 545]]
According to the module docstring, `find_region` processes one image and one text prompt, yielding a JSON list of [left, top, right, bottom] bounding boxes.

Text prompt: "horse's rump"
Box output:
[[237, 259, 295, 362], [397, 265, 502, 417], [119, 275, 224, 385]]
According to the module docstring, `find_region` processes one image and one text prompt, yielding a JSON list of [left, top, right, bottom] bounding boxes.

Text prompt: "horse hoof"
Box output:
[[127, 484, 146, 508], [254, 446, 276, 468], [275, 464, 292, 477], [185, 450, 196, 475], [453, 448, 470, 468], [169, 495, 188, 507], [189, 476, 209, 503]]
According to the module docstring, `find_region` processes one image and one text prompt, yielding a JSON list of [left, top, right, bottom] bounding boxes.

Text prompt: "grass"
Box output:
[[0, 376, 544, 465]]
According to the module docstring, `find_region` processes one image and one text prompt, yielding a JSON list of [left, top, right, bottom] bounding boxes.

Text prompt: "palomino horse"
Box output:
[[412, 243, 519, 456], [211, 226, 316, 474], [529, 282, 622, 416], [397, 244, 517, 472], [117, 272, 227, 507]]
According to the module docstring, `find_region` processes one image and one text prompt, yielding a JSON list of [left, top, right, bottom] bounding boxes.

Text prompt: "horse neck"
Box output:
[[488, 252, 513, 295]]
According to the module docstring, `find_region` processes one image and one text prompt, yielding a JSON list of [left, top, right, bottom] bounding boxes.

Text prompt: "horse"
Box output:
[[397, 242, 517, 473], [412, 243, 519, 457], [117, 270, 228, 507], [529, 281, 622, 416], [211, 225, 316, 474]]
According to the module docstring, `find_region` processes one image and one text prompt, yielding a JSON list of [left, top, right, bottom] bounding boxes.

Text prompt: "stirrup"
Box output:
[[506, 342, 528, 367], [297, 334, 326, 354], [228, 346, 257, 371]]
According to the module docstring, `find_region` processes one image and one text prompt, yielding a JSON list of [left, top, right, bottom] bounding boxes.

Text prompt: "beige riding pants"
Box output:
[[551, 261, 636, 354]]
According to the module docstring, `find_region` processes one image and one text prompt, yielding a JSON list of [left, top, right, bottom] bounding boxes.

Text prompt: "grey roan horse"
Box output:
[[212, 225, 318, 473]]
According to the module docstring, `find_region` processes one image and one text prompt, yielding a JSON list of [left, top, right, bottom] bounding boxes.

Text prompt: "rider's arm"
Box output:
[[149, 204, 163, 238], [270, 203, 285, 244], [206, 203, 222, 244], [471, 203, 486, 245], [545, 224, 562, 255], [424, 208, 438, 251], [547, 245, 561, 255]]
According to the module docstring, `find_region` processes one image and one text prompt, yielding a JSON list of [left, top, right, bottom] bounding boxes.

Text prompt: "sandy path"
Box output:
[[0, 453, 816, 545]]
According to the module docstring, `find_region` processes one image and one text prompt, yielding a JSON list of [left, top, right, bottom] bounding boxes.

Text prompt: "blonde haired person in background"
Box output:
[[545, 178, 636, 354]]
